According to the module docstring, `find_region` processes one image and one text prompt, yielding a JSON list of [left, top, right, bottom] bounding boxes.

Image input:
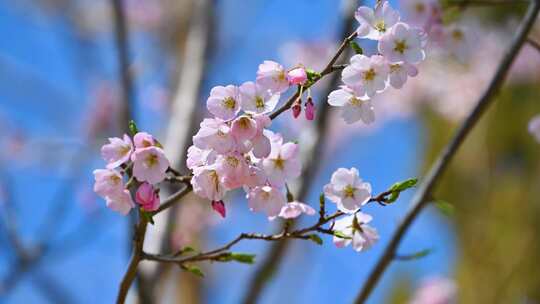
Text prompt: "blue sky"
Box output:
[[0, 1, 456, 303]]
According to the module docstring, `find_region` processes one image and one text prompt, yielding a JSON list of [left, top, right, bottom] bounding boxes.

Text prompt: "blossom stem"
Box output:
[[354, 1, 540, 303]]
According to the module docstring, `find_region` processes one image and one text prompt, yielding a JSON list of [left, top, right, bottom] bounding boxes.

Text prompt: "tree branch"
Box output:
[[353, 1, 540, 302]]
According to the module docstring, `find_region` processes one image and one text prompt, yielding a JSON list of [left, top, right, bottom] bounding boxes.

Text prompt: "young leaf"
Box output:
[[140, 210, 155, 225], [434, 200, 455, 217], [181, 265, 204, 278], [305, 68, 321, 82], [349, 41, 364, 54], [389, 178, 418, 192], [333, 231, 352, 240], [175, 246, 197, 256], [229, 253, 256, 264], [307, 234, 323, 245], [395, 248, 432, 261], [128, 120, 139, 136]]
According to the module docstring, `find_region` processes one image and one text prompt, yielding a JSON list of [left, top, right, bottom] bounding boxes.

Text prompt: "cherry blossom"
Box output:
[[388, 62, 419, 89], [342, 55, 389, 98], [292, 101, 302, 118], [105, 189, 135, 215], [239, 81, 280, 114], [131, 146, 170, 184], [261, 132, 301, 187], [101, 134, 133, 169], [250, 115, 272, 159], [133, 132, 155, 148], [410, 277, 456, 304], [247, 185, 286, 218], [191, 165, 228, 201], [324, 167, 371, 213], [379, 22, 426, 64], [287, 67, 307, 85], [93, 169, 124, 198], [231, 115, 258, 142], [278, 201, 316, 219], [186, 145, 217, 170], [135, 182, 160, 211], [193, 118, 235, 154], [215, 153, 250, 189], [355, 1, 400, 40], [332, 212, 379, 252], [206, 85, 240, 120], [327, 86, 375, 124], [528, 115, 540, 143], [256, 60, 290, 94]]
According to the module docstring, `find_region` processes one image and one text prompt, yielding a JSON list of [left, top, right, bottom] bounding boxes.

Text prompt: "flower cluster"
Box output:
[[328, 1, 426, 124], [323, 167, 379, 252], [188, 60, 315, 220], [93, 132, 170, 215]]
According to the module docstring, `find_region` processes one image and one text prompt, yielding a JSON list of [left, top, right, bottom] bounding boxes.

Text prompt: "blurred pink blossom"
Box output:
[[410, 276, 456, 304]]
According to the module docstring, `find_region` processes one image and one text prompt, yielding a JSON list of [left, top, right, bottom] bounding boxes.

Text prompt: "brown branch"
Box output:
[[353, 1, 540, 303], [527, 38, 540, 53], [151, 184, 193, 216], [116, 214, 149, 304]]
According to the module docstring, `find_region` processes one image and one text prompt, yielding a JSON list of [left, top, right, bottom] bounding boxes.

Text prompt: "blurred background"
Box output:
[[1, 0, 539, 303]]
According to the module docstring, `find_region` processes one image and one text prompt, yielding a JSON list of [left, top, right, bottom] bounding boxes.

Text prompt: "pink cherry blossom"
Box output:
[[250, 115, 272, 159], [239, 81, 280, 114], [292, 102, 301, 118], [105, 188, 135, 215], [93, 168, 124, 198], [388, 62, 419, 89], [328, 86, 375, 124], [305, 97, 315, 121], [403, 0, 441, 30], [342, 55, 389, 98], [410, 277, 456, 304], [332, 212, 379, 252], [379, 22, 426, 64], [278, 201, 316, 219], [135, 182, 160, 211], [256, 60, 290, 94], [191, 165, 227, 201], [131, 146, 170, 184], [192, 118, 235, 154], [231, 115, 258, 142], [206, 85, 240, 120], [529, 115, 540, 143], [355, 1, 400, 40], [186, 145, 217, 169], [211, 200, 226, 218], [215, 153, 250, 189], [443, 25, 472, 63], [133, 132, 155, 149], [287, 67, 307, 85], [242, 165, 268, 189], [247, 185, 286, 218], [261, 132, 301, 187], [100, 134, 133, 169], [324, 167, 371, 213]]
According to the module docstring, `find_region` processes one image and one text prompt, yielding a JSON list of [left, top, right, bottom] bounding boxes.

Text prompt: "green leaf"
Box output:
[[217, 252, 256, 264], [307, 234, 323, 245], [434, 200, 455, 217], [395, 248, 432, 261], [333, 231, 352, 240], [349, 41, 364, 55], [140, 210, 155, 225], [175, 246, 197, 256], [128, 120, 139, 136], [389, 178, 418, 192], [181, 265, 204, 278], [305, 68, 321, 82]]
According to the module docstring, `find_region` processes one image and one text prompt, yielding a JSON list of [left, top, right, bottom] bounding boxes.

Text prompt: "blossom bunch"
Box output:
[[93, 132, 170, 214], [328, 1, 427, 124], [188, 61, 315, 220]]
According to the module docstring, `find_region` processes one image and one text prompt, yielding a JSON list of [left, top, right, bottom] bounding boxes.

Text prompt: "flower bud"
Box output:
[[305, 97, 315, 121], [287, 67, 307, 85], [135, 182, 160, 211], [211, 200, 226, 218], [292, 99, 302, 119]]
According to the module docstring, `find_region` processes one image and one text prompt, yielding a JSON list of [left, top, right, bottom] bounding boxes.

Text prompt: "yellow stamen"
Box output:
[[363, 68, 376, 81], [255, 96, 265, 109], [343, 185, 356, 198], [394, 40, 408, 54], [222, 97, 236, 109]]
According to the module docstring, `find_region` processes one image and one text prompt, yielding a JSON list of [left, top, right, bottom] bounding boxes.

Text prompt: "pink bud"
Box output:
[[292, 101, 302, 119], [211, 200, 226, 218], [133, 132, 155, 149], [135, 182, 160, 211], [287, 67, 307, 85], [305, 97, 315, 121]]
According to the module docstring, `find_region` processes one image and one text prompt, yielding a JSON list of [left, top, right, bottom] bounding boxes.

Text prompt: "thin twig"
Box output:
[[527, 37, 540, 53], [353, 1, 540, 303]]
